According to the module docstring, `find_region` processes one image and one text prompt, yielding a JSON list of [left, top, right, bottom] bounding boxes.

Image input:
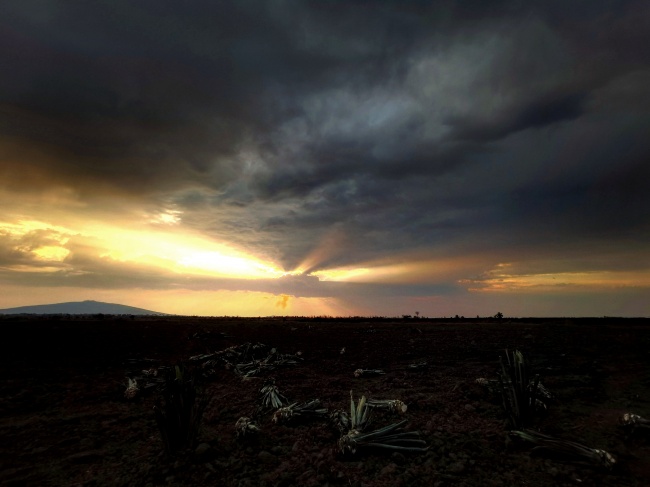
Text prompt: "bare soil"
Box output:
[[1, 316, 649, 486]]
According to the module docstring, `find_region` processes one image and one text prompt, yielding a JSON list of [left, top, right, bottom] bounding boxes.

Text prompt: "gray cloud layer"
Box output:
[[1, 0, 649, 281]]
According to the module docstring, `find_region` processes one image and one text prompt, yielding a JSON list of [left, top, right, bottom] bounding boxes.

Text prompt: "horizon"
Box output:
[[0, 299, 647, 320], [1, 2, 649, 317]]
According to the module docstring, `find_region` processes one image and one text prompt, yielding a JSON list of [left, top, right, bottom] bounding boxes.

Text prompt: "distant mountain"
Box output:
[[0, 300, 166, 315]]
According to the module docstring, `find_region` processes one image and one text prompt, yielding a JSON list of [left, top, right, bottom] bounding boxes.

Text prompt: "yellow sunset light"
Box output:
[[92, 227, 287, 279], [462, 267, 650, 292], [178, 251, 284, 279], [1, 218, 287, 280], [312, 267, 371, 281], [0, 220, 74, 239], [33, 246, 70, 261], [311, 255, 480, 284]]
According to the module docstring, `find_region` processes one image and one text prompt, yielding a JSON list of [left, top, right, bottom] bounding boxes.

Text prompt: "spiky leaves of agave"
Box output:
[[510, 430, 616, 470], [499, 349, 540, 429], [407, 361, 428, 370], [354, 369, 386, 378], [620, 412, 650, 433], [367, 399, 408, 415], [339, 420, 428, 455], [330, 409, 350, 434], [272, 399, 328, 424], [153, 365, 209, 455], [259, 379, 289, 410], [350, 390, 372, 432], [338, 391, 427, 455], [235, 417, 260, 438], [124, 377, 140, 399]]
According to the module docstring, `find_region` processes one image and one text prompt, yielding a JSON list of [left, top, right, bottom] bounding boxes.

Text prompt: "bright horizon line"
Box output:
[[0, 300, 646, 319]]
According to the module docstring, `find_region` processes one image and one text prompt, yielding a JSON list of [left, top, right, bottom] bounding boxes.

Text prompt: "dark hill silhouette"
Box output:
[[0, 300, 165, 315]]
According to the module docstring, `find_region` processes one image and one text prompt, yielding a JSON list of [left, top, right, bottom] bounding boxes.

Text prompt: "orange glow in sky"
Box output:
[[460, 263, 650, 292], [311, 255, 483, 284], [0, 218, 286, 280]]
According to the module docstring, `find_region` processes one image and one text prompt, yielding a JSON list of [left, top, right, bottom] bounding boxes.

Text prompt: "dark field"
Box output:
[[1, 316, 649, 486]]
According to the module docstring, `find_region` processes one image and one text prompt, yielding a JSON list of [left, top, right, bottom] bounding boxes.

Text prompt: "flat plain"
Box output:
[[1, 316, 649, 486]]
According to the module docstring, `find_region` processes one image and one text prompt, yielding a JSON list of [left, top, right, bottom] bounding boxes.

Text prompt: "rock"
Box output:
[[447, 461, 466, 474], [194, 443, 212, 455], [297, 469, 316, 483], [80, 438, 95, 449], [391, 451, 406, 465], [258, 450, 276, 464], [464, 403, 475, 412], [57, 437, 80, 447], [66, 450, 105, 464], [195, 442, 212, 460]]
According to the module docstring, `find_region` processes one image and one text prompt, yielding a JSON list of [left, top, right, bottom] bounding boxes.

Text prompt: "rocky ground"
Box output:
[[1, 316, 649, 486]]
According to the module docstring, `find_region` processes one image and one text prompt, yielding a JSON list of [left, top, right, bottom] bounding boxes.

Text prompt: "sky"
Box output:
[[0, 0, 649, 317]]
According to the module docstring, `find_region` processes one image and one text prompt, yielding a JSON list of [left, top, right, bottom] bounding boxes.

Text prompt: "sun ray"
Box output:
[[0, 218, 286, 280]]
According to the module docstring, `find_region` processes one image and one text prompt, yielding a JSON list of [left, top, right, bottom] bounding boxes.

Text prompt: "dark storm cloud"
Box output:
[[449, 92, 589, 142], [1, 0, 649, 276]]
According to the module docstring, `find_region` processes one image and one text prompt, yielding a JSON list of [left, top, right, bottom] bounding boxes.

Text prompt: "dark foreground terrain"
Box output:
[[1, 316, 649, 486]]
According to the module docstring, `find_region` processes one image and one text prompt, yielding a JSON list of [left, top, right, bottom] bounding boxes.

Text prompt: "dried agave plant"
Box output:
[[338, 391, 427, 455], [330, 409, 351, 434], [190, 342, 302, 379], [475, 377, 498, 393], [189, 342, 266, 376], [124, 377, 140, 399], [354, 369, 386, 378], [123, 359, 169, 398], [259, 379, 289, 410], [367, 399, 408, 415], [272, 399, 329, 424], [535, 381, 554, 403], [407, 361, 428, 370], [339, 420, 428, 455], [510, 429, 616, 470], [235, 361, 273, 378], [620, 412, 650, 433], [235, 416, 260, 438], [262, 347, 303, 367], [479, 375, 553, 412]]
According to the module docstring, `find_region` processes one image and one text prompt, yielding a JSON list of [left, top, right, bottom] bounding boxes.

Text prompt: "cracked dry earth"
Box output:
[[1, 316, 650, 486]]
